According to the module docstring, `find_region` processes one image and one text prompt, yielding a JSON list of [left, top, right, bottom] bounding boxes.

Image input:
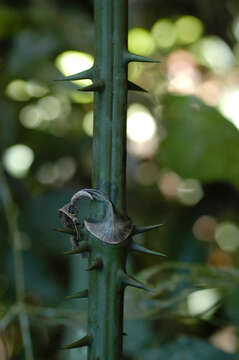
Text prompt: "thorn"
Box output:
[[55, 67, 94, 81], [78, 80, 105, 92], [64, 241, 90, 255], [119, 270, 151, 292], [65, 289, 88, 300], [128, 81, 147, 92], [122, 332, 128, 336], [131, 243, 167, 258], [54, 228, 76, 235], [133, 224, 163, 236], [87, 258, 103, 271], [125, 52, 160, 64], [62, 335, 91, 349]]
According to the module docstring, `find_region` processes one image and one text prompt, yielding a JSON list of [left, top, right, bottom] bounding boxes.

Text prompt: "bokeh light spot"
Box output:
[[6, 79, 30, 101], [151, 19, 177, 48], [128, 28, 156, 56], [83, 111, 94, 136], [3, 144, 34, 178], [38, 96, 62, 121], [55, 50, 93, 87], [175, 16, 203, 44], [37, 162, 59, 185], [158, 170, 181, 199], [215, 222, 239, 252], [187, 288, 220, 317], [71, 91, 93, 104], [177, 178, 203, 206], [192, 37, 235, 73], [20, 105, 44, 128], [127, 103, 156, 143], [26, 81, 48, 98], [193, 215, 217, 241]]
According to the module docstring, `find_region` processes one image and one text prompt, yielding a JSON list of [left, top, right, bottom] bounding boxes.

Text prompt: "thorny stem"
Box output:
[[59, 0, 162, 358], [87, 1, 128, 359], [0, 166, 34, 360]]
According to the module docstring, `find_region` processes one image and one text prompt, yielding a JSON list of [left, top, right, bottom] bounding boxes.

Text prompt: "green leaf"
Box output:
[[158, 95, 239, 186]]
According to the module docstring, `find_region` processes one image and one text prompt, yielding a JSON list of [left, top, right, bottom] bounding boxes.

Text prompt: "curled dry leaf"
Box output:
[[58, 203, 80, 248], [70, 189, 133, 244]]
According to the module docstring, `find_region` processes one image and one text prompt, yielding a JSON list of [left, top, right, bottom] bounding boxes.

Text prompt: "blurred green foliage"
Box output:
[[1, 0, 239, 359]]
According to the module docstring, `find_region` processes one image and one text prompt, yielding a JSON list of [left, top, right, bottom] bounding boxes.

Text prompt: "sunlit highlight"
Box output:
[[55, 51, 94, 103], [219, 88, 239, 129], [128, 28, 156, 56], [194, 37, 235, 73], [187, 288, 220, 317], [55, 50, 93, 77], [127, 104, 156, 143], [3, 144, 34, 178]]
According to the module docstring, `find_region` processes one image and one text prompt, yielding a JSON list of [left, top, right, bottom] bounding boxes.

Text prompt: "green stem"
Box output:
[[88, 1, 128, 359], [0, 167, 34, 360]]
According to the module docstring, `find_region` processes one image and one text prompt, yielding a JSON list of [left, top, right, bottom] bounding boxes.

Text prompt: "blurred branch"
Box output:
[[0, 165, 34, 360], [25, 305, 87, 327], [0, 304, 20, 333]]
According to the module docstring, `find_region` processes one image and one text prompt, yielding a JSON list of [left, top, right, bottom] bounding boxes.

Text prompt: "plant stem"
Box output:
[[0, 167, 34, 360], [88, 1, 128, 359]]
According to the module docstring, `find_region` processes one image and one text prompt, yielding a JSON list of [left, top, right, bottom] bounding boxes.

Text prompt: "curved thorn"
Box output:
[[71, 189, 94, 207], [119, 270, 151, 292], [63, 335, 91, 349], [65, 289, 88, 300], [122, 332, 128, 336], [87, 258, 103, 271], [125, 52, 160, 64], [55, 67, 94, 81], [78, 80, 105, 92], [133, 223, 163, 236], [64, 241, 90, 255], [131, 242, 167, 257], [54, 227, 76, 235], [128, 81, 147, 92]]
